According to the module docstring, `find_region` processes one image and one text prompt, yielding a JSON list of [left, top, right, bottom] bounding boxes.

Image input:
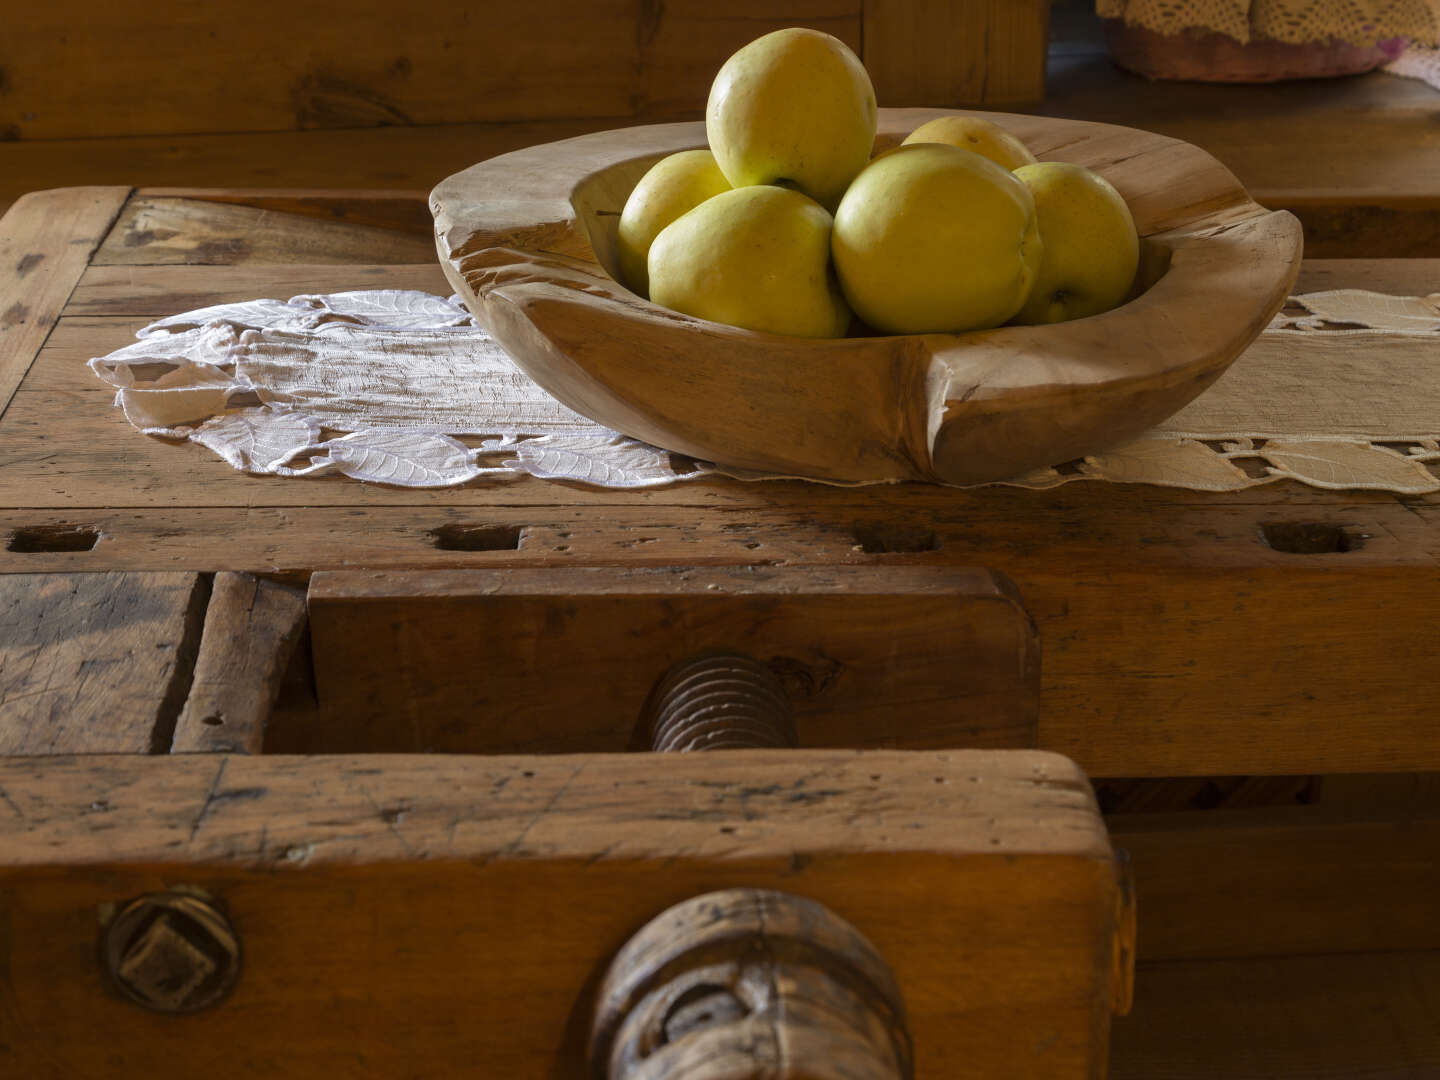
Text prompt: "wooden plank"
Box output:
[[1035, 56, 1440, 209], [635, 0, 862, 118], [0, 749, 1121, 1080], [301, 566, 1039, 755], [58, 256, 1440, 323], [0, 482, 1436, 778], [135, 187, 436, 233], [92, 197, 437, 266], [1294, 257, 1440, 295], [1111, 950, 1440, 1080], [0, 119, 620, 221], [1111, 805, 1440, 961], [0, 0, 642, 139], [0, 496, 1434, 573], [0, 2, 872, 141], [1266, 193, 1440, 260], [66, 263, 455, 317], [171, 572, 307, 754], [863, 0, 1048, 106], [4, 56, 1436, 227], [0, 187, 129, 416], [982, 0, 1052, 104], [1039, 565, 1440, 776], [0, 572, 208, 753], [10, 315, 1440, 510]]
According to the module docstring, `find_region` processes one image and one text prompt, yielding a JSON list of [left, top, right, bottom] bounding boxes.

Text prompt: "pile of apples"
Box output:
[[617, 28, 1140, 338]]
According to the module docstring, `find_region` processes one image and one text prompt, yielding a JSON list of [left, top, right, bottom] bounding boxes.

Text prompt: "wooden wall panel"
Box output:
[[1, 1, 638, 138], [635, 0, 864, 119], [0, 2, 875, 140], [863, 0, 1049, 106], [0, 2, 1050, 142]]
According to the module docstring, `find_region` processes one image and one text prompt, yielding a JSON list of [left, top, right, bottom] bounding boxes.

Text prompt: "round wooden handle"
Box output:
[[590, 889, 913, 1080], [642, 652, 797, 752]]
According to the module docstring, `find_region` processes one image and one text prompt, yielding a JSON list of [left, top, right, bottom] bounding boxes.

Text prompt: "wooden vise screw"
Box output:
[[594, 653, 911, 1080]]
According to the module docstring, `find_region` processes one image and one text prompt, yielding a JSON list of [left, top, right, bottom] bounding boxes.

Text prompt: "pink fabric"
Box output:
[[1104, 19, 1409, 82]]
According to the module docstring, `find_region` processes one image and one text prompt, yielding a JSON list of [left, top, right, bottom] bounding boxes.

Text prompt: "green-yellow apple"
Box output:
[[1011, 162, 1139, 325], [902, 115, 1038, 171], [832, 143, 1041, 334], [706, 28, 876, 211], [648, 185, 851, 338], [617, 149, 731, 297]]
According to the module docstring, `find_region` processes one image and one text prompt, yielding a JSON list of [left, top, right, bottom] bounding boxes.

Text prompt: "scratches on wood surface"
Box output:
[[0, 572, 209, 754]]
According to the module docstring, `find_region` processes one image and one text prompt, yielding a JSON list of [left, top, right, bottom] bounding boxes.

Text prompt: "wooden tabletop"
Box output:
[[1, 183, 1436, 778]]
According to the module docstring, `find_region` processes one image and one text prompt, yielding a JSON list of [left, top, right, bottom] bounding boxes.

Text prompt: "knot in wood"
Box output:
[[590, 889, 912, 1080], [644, 653, 797, 753]]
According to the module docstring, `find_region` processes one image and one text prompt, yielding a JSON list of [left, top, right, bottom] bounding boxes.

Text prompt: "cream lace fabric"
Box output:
[[88, 288, 1440, 494], [1096, 0, 1440, 44]]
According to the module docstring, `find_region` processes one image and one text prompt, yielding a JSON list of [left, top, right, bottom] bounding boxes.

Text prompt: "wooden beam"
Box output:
[[92, 197, 437, 266], [863, 1, 1049, 106], [0, 749, 1121, 1079], [0, 187, 130, 417], [172, 572, 307, 754], [303, 565, 1039, 755], [1111, 804, 1440, 961], [0, 572, 209, 753]]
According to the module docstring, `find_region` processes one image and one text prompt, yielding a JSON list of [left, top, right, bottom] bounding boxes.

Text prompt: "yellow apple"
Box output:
[[902, 115, 1038, 172], [616, 149, 731, 297], [831, 143, 1041, 334], [648, 185, 851, 339], [706, 28, 876, 211], [1011, 162, 1139, 325]]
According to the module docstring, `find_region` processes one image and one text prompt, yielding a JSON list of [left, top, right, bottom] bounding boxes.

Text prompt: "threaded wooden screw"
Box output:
[[643, 652, 797, 753]]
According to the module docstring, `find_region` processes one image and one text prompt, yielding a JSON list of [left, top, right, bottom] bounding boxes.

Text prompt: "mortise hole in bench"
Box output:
[[851, 524, 940, 554], [7, 525, 101, 553], [429, 523, 523, 552], [1259, 522, 1361, 554]]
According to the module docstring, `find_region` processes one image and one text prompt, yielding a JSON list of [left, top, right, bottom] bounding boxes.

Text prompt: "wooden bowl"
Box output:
[[431, 109, 1302, 484]]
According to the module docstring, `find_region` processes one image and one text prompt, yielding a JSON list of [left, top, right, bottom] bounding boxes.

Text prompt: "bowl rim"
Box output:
[[431, 109, 1303, 484]]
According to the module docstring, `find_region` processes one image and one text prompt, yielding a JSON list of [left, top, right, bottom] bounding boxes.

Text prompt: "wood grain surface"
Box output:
[[3, 23, 1435, 228], [863, 0, 1048, 106], [1112, 804, 1440, 961], [67, 262, 454, 316], [0, 572, 208, 753], [301, 565, 1039, 755], [0, 1, 1049, 145], [432, 109, 1301, 484], [1, 191, 1436, 777], [0, 187, 130, 417], [171, 572, 307, 754], [93, 196, 437, 266], [1112, 950, 1440, 1080], [0, 749, 1121, 1080]]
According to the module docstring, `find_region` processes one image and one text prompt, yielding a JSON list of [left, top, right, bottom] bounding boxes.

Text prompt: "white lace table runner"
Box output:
[[88, 288, 1440, 494]]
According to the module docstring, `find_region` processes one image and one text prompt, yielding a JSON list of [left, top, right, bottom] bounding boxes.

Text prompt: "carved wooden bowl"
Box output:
[[431, 109, 1302, 484]]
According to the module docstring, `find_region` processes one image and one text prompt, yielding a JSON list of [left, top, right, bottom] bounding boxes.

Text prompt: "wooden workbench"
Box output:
[[2, 184, 1438, 1076], [3, 184, 1438, 774]]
